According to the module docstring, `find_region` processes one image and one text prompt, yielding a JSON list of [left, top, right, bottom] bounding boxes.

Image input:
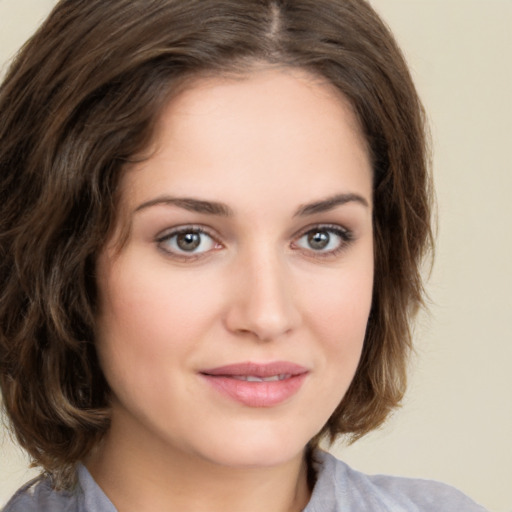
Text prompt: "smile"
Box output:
[[200, 362, 309, 407]]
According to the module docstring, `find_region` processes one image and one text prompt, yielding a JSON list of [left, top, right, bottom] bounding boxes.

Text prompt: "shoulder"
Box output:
[[2, 474, 81, 512], [306, 451, 489, 512], [2, 463, 116, 512]]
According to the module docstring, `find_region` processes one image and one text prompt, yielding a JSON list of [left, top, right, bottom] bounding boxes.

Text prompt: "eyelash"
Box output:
[[156, 225, 221, 261], [292, 224, 354, 259], [155, 224, 354, 261]]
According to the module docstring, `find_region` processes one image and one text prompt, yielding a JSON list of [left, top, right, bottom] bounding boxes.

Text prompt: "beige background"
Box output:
[[0, 1, 511, 510]]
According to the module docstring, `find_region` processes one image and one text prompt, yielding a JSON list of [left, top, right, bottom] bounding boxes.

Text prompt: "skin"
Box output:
[[89, 67, 374, 512]]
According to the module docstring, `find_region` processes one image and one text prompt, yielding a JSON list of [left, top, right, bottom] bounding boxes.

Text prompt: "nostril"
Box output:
[[223, 256, 301, 340]]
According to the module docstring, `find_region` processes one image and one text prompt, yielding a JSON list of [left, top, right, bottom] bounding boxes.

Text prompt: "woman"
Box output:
[[0, 1, 488, 510]]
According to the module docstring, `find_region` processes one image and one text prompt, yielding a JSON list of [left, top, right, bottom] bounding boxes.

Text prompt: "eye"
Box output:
[[293, 225, 352, 255], [156, 227, 220, 257]]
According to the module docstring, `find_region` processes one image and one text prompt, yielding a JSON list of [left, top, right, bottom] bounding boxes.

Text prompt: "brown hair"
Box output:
[[0, 0, 432, 484]]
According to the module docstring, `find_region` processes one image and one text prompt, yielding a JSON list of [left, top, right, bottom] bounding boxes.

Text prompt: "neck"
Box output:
[[86, 420, 311, 512]]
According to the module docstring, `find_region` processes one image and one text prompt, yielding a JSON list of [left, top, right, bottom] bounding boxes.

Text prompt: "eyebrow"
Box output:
[[293, 193, 369, 217], [134, 192, 369, 217], [134, 197, 234, 216]]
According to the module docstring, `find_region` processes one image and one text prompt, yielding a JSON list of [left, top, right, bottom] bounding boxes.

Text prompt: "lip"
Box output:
[[199, 361, 309, 408]]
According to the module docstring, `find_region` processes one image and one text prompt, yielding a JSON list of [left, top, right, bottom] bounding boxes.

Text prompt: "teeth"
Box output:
[[233, 374, 290, 382], [246, 376, 265, 382]]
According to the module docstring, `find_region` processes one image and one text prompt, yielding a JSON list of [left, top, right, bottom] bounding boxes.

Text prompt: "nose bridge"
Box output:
[[225, 242, 300, 341]]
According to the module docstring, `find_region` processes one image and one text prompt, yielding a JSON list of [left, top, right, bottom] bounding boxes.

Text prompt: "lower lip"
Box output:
[[200, 373, 308, 407]]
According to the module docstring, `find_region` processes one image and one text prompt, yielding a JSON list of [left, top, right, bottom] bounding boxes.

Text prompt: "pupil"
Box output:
[[177, 232, 201, 251], [308, 231, 329, 250]]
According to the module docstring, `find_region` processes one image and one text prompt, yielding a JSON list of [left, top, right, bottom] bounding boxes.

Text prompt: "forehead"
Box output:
[[118, 67, 372, 215], [154, 67, 367, 159]]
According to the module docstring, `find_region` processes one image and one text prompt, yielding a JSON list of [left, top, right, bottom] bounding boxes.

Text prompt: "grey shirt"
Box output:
[[3, 451, 488, 511]]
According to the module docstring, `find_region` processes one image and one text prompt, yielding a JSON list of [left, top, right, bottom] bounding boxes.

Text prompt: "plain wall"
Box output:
[[1, 1, 511, 510]]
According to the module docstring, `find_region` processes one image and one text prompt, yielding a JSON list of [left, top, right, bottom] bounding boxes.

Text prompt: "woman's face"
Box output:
[[95, 68, 374, 469]]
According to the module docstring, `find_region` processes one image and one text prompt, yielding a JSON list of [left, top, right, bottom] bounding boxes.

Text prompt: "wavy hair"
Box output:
[[0, 0, 432, 485]]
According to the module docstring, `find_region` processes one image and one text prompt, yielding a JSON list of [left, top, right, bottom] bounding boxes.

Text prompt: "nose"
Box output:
[[224, 249, 301, 342]]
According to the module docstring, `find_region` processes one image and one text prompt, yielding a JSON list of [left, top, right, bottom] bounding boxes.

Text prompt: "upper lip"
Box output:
[[200, 361, 309, 378]]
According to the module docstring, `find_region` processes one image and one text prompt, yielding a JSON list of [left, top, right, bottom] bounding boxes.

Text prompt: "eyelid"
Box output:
[[292, 223, 352, 240], [291, 223, 354, 257], [155, 224, 215, 242], [155, 225, 223, 260], [154, 222, 354, 261]]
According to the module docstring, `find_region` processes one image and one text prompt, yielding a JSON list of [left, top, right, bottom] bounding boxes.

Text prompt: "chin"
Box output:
[[204, 444, 304, 469], [189, 422, 315, 469]]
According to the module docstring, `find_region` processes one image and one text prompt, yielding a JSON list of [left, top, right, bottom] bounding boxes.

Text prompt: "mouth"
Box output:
[[199, 361, 309, 407], [230, 374, 292, 382]]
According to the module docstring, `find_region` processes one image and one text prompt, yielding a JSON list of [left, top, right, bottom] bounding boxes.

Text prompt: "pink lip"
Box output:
[[199, 361, 309, 408]]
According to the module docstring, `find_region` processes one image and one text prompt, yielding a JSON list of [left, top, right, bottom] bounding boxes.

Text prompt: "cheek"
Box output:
[[300, 258, 373, 337], [286, 262, 373, 436], [93, 265, 226, 430], [98, 257, 220, 343], [299, 257, 373, 384], [94, 257, 221, 391]]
